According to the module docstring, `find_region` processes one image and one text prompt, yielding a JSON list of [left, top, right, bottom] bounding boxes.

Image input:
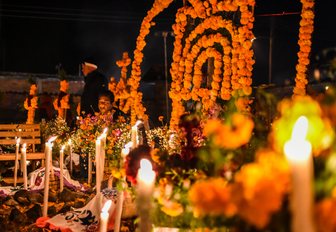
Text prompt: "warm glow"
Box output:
[[138, 159, 155, 185], [22, 143, 27, 149], [48, 136, 58, 143], [140, 159, 152, 170], [122, 142, 133, 157], [68, 139, 72, 145], [291, 116, 308, 142], [102, 200, 112, 213], [61, 145, 65, 152], [284, 116, 312, 162], [134, 120, 142, 128], [16, 137, 21, 145]]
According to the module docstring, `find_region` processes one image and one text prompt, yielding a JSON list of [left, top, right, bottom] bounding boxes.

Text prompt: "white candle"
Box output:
[[100, 128, 108, 188], [96, 129, 108, 195], [21, 143, 27, 190], [96, 138, 101, 195], [88, 154, 92, 185], [14, 137, 21, 187], [114, 142, 133, 232], [284, 116, 315, 232], [68, 139, 73, 174], [136, 158, 156, 232], [100, 199, 112, 232], [59, 145, 65, 192], [131, 120, 142, 149], [43, 136, 57, 217]]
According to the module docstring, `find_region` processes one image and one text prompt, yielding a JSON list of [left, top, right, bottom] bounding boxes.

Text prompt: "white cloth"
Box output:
[[37, 188, 118, 232]]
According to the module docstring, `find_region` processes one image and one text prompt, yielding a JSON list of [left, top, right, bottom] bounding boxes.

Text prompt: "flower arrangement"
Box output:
[[24, 81, 38, 124], [120, 91, 336, 231], [40, 117, 71, 151], [71, 113, 131, 175], [53, 77, 70, 120], [53, 65, 70, 119]]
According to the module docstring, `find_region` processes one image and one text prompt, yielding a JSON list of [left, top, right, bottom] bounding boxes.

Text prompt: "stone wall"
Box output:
[[0, 72, 84, 123]]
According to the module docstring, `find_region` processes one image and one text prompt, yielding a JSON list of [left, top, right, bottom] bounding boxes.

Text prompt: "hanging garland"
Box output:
[[293, 0, 315, 96], [169, 0, 255, 130], [128, 0, 174, 124]]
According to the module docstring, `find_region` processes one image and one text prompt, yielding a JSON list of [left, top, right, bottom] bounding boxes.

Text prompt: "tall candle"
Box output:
[[68, 139, 73, 174], [131, 120, 142, 149], [88, 154, 92, 185], [114, 142, 132, 232], [43, 136, 57, 217], [14, 137, 21, 187], [284, 116, 315, 232], [136, 159, 156, 232], [59, 145, 65, 192], [100, 199, 112, 232], [96, 137, 102, 195], [100, 128, 108, 187], [21, 143, 27, 190]]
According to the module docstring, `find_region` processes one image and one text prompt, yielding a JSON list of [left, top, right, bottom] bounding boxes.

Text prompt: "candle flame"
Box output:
[[140, 159, 153, 170], [98, 128, 108, 140], [291, 116, 308, 141], [61, 145, 65, 152], [134, 120, 142, 128], [48, 136, 58, 143], [22, 143, 27, 149], [102, 200, 112, 213], [16, 137, 21, 144], [68, 139, 72, 145], [125, 142, 133, 149]]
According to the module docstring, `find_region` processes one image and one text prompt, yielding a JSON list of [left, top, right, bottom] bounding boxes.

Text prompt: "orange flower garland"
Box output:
[[293, 0, 315, 96], [128, 0, 174, 124], [24, 83, 38, 124], [53, 80, 70, 119], [169, 0, 255, 130]]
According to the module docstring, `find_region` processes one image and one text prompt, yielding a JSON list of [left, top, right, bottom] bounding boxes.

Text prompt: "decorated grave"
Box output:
[[2, 0, 334, 232]]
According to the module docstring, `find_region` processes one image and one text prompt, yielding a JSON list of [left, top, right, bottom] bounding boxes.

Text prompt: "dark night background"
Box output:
[[0, 0, 335, 86]]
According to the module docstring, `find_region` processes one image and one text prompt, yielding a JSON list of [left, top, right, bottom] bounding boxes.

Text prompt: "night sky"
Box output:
[[0, 0, 335, 86]]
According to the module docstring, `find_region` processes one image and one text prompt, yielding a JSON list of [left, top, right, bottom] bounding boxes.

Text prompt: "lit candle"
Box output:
[[59, 145, 65, 192], [43, 136, 57, 217], [21, 143, 27, 190], [96, 137, 102, 195], [114, 142, 133, 232], [100, 128, 108, 188], [284, 116, 315, 232], [136, 158, 156, 232], [100, 199, 112, 232], [131, 120, 142, 149], [14, 137, 21, 187], [96, 128, 108, 195]]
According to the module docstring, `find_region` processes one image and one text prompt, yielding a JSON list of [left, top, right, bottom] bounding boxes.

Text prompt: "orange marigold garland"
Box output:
[[293, 0, 315, 96], [169, 0, 255, 130], [128, 0, 174, 124], [53, 80, 70, 120], [24, 83, 38, 124]]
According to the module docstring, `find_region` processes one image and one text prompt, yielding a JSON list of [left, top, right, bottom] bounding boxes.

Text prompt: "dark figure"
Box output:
[[80, 58, 108, 116]]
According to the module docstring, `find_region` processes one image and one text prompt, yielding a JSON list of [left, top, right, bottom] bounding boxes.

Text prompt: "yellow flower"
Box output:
[[160, 201, 184, 217]]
